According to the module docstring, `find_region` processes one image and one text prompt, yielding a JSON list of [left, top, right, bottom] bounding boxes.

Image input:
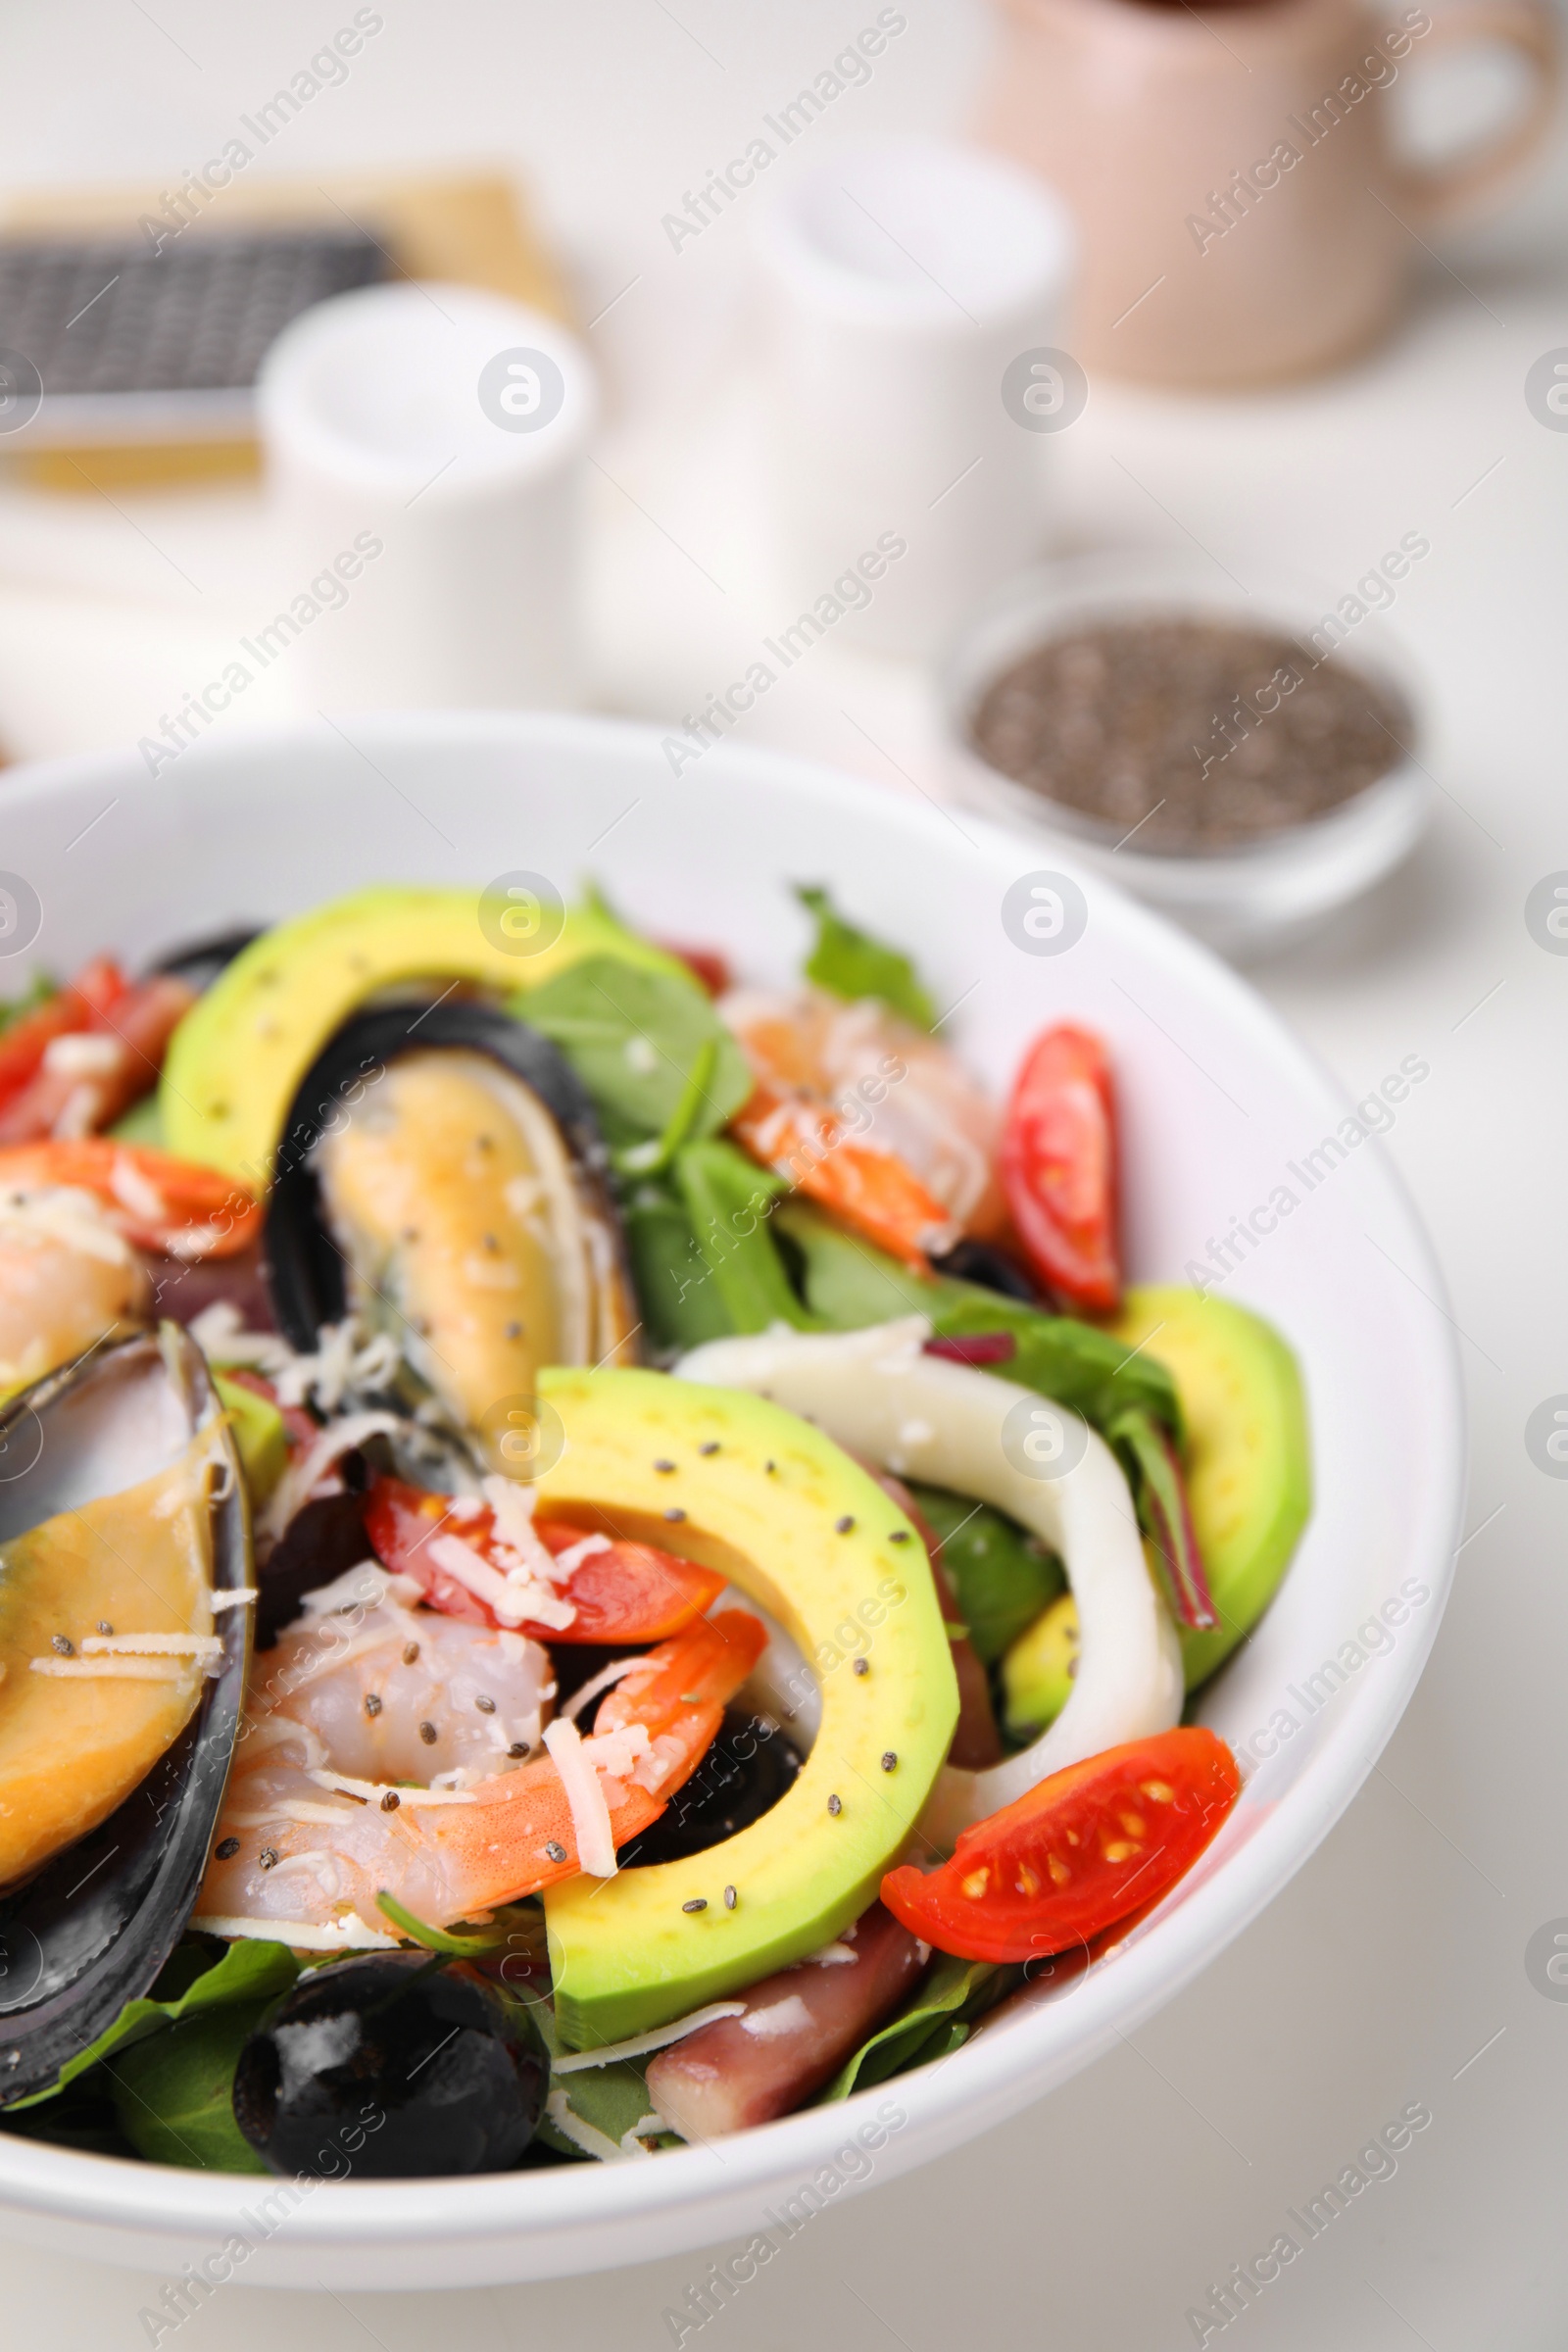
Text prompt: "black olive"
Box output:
[[254, 1491, 370, 1650], [928, 1237, 1049, 1307], [231, 1953, 545, 2179], [619, 1708, 802, 1868]]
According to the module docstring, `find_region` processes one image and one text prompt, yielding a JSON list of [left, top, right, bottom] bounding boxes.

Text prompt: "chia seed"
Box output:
[[969, 616, 1409, 852]]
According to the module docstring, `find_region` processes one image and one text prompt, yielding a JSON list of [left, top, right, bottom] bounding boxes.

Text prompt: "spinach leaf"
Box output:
[[516, 956, 752, 1142], [906, 1482, 1064, 1666], [109, 2001, 271, 2172], [622, 1177, 736, 1353], [797, 886, 935, 1031], [6, 1934, 301, 2110], [821, 1954, 1014, 2100], [672, 1141, 813, 1337]]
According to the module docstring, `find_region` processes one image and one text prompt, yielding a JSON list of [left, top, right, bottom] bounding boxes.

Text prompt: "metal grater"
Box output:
[[0, 228, 386, 443]]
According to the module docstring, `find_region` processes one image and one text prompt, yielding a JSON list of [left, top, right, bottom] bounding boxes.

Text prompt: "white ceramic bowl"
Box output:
[[0, 712, 1462, 2288]]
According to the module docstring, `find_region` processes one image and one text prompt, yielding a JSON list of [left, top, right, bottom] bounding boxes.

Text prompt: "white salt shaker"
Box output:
[[754, 138, 1076, 661], [258, 282, 597, 710]]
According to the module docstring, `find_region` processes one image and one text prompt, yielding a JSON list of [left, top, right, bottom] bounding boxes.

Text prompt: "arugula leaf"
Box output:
[[5, 1934, 301, 2110], [108, 2002, 271, 2173], [906, 1482, 1064, 1667], [820, 1953, 1013, 2101], [797, 886, 935, 1030], [516, 956, 752, 1143]]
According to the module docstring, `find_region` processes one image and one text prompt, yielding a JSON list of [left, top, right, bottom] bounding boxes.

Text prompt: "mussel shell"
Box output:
[[0, 1330, 252, 2104], [263, 998, 636, 1366], [150, 926, 262, 996]]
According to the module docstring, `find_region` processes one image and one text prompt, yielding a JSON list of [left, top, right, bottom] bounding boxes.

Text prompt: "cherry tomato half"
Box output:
[[1000, 1023, 1120, 1314], [364, 1476, 726, 1642], [881, 1727, 1241, 1963]]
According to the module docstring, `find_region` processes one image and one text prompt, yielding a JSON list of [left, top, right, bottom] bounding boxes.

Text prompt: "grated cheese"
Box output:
[[543, 1714, 616, 1878], [739, 1994, 813, 2040], [191, 1912, 400, 1952], [553, 2001, 747, 2074], [81, 1633, 223, 1658], [30, 1655, 186, 1681], [305, 1767, 476, 1808], [562, 1652, 647, 1724], [551, 1532, 612, 1577]]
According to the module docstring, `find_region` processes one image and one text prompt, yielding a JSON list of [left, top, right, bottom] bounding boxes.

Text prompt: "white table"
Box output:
[[1, 5, 1566, 2344]]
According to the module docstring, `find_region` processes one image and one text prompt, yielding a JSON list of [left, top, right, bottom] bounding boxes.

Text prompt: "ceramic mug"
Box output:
[[976, 0, 1561, 388]]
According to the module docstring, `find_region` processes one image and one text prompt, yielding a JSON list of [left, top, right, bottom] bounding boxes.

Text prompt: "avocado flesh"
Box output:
[[159, 884, 683, 1187], [536, 1367, 958, 2049], [1103, 1287, 1311, 1691]]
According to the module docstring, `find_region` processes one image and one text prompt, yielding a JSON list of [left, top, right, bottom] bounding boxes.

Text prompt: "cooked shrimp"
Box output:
[[0, 1141, 261, 1258], [196, 1606, 764, 1945], [722, 988, 1005, 1265], [0, 1183, 149, 1396]]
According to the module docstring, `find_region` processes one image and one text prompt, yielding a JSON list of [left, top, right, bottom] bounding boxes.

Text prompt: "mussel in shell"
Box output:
[[264, 1003, 639, 1452], [0, 1328, 251, 2102]]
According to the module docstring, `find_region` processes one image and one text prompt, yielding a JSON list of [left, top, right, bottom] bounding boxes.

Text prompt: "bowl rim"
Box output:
[[0, 709, 1466, 2278]]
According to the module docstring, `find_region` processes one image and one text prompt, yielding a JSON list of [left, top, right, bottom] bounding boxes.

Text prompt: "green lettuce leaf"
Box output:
[[820, 1953, 1015, 2101], [797, 886, 935, 1030]]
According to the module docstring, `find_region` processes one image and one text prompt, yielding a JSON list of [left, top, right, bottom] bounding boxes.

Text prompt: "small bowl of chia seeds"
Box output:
[[942, 551, 1430, 956]]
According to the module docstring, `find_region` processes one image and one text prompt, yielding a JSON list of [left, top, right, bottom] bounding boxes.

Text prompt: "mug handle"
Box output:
[[1389, 0, 1561, 230]]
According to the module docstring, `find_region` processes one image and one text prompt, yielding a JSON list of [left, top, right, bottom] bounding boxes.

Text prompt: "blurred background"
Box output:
[[1, 2, 1566, 2345]]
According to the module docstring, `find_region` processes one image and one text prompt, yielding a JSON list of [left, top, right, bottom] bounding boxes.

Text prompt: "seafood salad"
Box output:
[[0, 880, 1309, 2179]]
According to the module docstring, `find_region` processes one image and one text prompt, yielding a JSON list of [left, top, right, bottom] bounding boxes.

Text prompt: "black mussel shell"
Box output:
[[0, 1332, 251, 2105], [263, 1000, 616, 1358], [929, 1237, 1050, 1308], [232, 1953, 545, 2179], [620, 1707, 802, 1867], [150, 927, 262, 995]]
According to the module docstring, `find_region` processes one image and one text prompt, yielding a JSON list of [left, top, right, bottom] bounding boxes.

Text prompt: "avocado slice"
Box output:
[[159, 884, 684, 1187], [1102, 1287, 1311, 1691], [211, 1373, 287, 1508], [534, 1366, 958, 2049], [1001, 1590, 1078, 1740]]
